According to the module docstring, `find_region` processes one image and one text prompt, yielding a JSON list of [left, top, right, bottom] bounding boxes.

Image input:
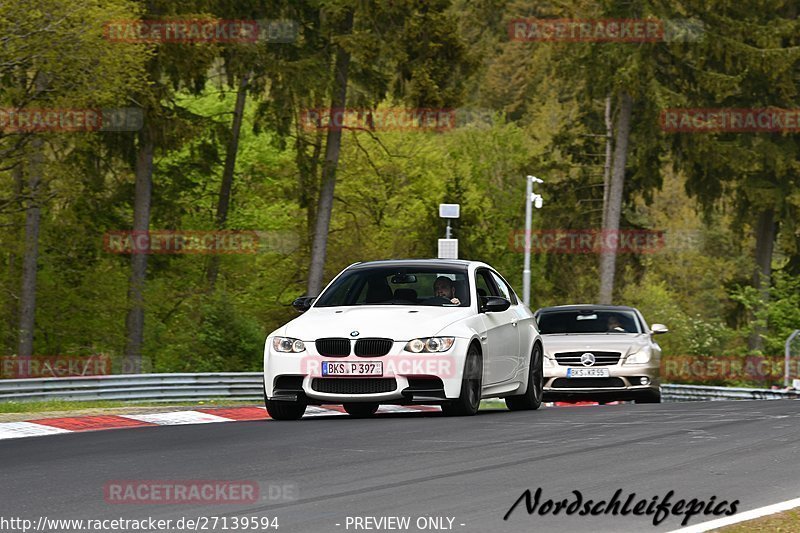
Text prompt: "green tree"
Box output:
[[0, 0, 148, 357], [661, 0, 800, 350]]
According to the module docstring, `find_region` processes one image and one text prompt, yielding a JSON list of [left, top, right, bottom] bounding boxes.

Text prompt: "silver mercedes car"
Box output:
[[533, 305, 668, 403]]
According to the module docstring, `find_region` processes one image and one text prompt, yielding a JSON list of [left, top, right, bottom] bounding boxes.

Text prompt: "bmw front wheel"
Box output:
[[442, 344, 482, 416], [264, 384, 307, 420]]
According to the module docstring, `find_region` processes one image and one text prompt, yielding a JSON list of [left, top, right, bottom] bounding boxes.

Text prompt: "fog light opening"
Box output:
[[640, 377, 650, 385]]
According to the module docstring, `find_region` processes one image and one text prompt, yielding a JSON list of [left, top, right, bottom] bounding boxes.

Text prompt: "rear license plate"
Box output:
[[322, 361, 383, 376], [567, 367, 610, 378]]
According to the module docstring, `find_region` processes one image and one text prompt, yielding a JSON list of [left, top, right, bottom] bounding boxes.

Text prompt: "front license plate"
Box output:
[[322, 361, 383, 377], [567, 367, 610, 378]]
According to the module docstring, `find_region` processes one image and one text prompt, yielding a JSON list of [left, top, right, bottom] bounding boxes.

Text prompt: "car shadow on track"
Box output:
[[287, 407, 518, 421]]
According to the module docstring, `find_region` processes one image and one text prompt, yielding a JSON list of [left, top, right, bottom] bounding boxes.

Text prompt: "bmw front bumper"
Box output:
[[264, 338, 472, 404]]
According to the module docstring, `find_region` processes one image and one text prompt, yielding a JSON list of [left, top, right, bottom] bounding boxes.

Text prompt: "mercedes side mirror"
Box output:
[[651, 323, 669, 334]]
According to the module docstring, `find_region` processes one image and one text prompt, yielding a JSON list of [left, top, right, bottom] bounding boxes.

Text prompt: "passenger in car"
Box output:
[[433, 276, 461, 305], [607, 315, 625, 332]]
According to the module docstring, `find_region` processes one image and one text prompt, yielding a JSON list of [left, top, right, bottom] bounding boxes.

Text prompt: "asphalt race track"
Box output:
[[3, 400, 800, 533]]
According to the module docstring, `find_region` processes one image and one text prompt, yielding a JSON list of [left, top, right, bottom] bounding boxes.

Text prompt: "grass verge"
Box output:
[[713, 508, 800, 532], [0, 399, 254, 414]]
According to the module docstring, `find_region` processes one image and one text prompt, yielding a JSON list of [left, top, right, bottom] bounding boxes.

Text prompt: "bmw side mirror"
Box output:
[[482, 296, 511, 313], [292, 296, 315, 313], [651, 323, 669, 334]]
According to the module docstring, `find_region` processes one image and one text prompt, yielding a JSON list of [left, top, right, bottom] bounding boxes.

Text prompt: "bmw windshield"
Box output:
[[314, 267, 471, 307]]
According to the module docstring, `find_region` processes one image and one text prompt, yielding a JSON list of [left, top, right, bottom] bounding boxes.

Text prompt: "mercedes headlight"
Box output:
[[624, 350, 651, 365], [404, 337, 455, 353], [272, 336, 306, 353]]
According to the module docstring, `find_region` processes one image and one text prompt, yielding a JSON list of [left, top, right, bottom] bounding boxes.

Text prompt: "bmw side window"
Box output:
[[506, 279, 520, 305], [480, 270, 504, 298], [489, 271, 517, 305], [475, 270, 494, 301]]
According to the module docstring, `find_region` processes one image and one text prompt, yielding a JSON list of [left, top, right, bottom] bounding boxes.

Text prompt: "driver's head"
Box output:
[[608, 315, 622, 329], [433, 276, 456, 299]]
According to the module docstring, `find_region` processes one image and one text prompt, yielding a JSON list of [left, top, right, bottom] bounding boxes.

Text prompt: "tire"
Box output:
[[442, 344, 482, 416], [343, 403, 379, 418], [635, 389, 661, 404], [505, 342, 544, 411], [265, 399, 307, 420], [264, 384, 307, 420]]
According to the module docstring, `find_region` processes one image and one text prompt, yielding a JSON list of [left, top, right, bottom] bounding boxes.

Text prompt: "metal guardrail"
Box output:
[[0, 373, 798, 403], [0, 373, 265, 403], [662, 383, 799, 402]]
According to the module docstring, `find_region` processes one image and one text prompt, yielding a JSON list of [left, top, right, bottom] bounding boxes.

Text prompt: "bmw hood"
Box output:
[[281, 306, 474, 341], [540, 333, 651, 357]]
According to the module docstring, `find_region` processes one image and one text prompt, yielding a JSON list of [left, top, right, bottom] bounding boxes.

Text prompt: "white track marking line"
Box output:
[[303, 406, 347, 417], [377, 405, 435, 414], [405, 405, 441, 412], [0, 421, 72, 440], [120, 410, 233, 425], [667, 496, 800, 532]]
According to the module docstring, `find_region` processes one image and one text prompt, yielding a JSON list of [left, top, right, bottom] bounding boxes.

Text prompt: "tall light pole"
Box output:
[[523, 175, 544, 307]]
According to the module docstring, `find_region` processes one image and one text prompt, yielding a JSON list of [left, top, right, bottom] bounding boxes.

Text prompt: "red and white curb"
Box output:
[[0, 405, 441, 441], [0, 401, 620, 441]]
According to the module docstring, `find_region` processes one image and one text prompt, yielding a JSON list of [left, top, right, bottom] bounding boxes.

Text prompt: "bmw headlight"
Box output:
[[272, 336, 306, 353], [624, 350, 651, 365], [404, 337, 455, 353]]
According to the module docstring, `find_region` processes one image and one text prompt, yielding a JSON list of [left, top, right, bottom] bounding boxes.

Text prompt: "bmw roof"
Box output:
[[347, 259, 485, 270]]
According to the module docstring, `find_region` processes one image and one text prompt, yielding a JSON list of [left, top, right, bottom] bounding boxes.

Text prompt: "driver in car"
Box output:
[[433, 276, 461, 305]]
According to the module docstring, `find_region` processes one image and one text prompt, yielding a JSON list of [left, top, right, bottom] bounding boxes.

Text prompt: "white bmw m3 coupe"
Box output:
[[263, 259, 544, 419]]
